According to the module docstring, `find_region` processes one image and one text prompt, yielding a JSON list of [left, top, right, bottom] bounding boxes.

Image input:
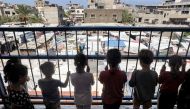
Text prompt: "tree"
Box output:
[[122, 9, 133, 24], [0, 16, 12, 24], [15, 5, 32, 24]]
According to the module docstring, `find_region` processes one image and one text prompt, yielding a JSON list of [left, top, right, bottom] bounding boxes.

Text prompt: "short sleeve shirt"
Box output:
[[71, 72, 94, 105], [38, 79, 63, 102], [99, 69, 127, 104]]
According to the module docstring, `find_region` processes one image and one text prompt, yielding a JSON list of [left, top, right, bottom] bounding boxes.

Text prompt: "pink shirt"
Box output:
[[99, 69, 127, 104]]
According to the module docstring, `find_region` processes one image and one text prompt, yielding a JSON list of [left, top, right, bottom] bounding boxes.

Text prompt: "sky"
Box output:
[[3, 0, 162, 7]]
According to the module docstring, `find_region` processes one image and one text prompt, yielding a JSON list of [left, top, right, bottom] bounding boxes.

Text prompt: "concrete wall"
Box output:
[[84, 9, 123, 23]]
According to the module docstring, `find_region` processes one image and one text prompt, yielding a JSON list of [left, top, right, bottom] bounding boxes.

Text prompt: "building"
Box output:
[[65, 3, 84, 23], [84, 9, 123, 23], [84, 0, 125, 23], [134, 0, 190, 25], [35, 0, 64, 25], [0, 2, 16, 17]]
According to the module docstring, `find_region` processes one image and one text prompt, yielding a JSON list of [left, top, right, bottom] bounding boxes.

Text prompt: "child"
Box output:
[[158, 55, 186, 109], [129, 49, 158, 109], [3, 63, 34, 109], [177, 69, 190, 109], [99, 49, 127, 109], [38, 61, 70, 109], [70, 53, 94, 109]]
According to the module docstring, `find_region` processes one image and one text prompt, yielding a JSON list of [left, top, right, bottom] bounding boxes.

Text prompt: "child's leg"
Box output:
[[103, 103, 120, 109], [142, 100, 152, 109], [133, 98, 141, 109], [76, 105, 91, 109]]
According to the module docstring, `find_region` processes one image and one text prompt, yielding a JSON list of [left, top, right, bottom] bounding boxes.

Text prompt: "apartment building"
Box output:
[[65, 3, 84, 23], [0, 3, 16, 17], [85, 0, 125, 23], [35, 0, 64, 25], [135, 0, 190, 25]]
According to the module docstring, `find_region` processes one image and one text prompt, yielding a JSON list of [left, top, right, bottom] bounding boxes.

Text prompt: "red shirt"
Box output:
[[159, 70, 185, 94], [99, 69, 127, 104]]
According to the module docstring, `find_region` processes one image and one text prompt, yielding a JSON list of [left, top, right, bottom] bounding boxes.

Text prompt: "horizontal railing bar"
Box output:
[[1, 55, 190, 59], [1, 26, 190, 32]]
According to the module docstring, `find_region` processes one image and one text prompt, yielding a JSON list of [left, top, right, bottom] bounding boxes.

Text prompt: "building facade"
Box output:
[[65, 3, 84, 23], [84, 9, 123, 23], [134, 0, 190, 25], [84, 0, 126, 23], [35, 0, 64, 25]]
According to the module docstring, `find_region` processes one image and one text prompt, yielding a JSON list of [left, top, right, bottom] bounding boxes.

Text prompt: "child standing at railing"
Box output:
[[99, 49, 127, 109], [129, 49, 158, 109], [177, 69, 190, 109], [38, 62, 70, 109], [158, 55, 186, 109], [71, 53, 94, 109], [3, 63, 34, 109]]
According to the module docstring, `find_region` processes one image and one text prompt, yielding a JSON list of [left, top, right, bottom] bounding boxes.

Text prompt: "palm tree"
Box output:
[[15, 5, 31, 24]]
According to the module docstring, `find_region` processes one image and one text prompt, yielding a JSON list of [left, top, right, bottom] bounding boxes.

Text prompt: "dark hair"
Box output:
[[74, 53, 87, 71], [169, 55, 182, 79], [139, 49, 154, 65], [107, 49, 121, 68], [4, 58, 22, 82], [6, 57, 21, 65], [40, 62, 55, 76], [169, 55, 182, 68], [4, 63, 27, 84]]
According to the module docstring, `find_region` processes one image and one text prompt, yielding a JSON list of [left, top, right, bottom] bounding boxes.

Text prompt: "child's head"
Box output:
[[139, 49, 154, 66], [74, 53, 87, 69], [40, 62, 55, 77], [107, 49, 121, 68], [4, 63, 28, 84], [6, 57, 21, 65], [4, 58, 22, 83], [169, 55, 182, 70]]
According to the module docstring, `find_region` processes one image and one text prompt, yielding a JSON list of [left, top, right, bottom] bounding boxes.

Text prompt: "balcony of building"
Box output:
[[0, 26, 190, 109]]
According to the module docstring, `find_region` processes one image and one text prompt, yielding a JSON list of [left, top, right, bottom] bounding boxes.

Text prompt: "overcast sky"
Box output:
[[4, 0, 162, 7]]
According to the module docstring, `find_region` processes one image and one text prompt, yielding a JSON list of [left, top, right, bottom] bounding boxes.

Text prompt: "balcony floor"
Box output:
[[0, 105, 169, 109]]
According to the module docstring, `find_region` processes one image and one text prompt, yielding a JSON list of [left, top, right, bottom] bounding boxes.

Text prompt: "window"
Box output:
[[77, 10, 80, 13], [90, 14, 95, 19], [113, 14, 117, 19], [181, 11, 189, 14], [5, 11, 10, 15]]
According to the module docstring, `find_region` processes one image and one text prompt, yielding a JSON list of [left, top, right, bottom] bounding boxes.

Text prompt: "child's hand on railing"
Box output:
[[182, 60, 186, 72], [67, 71, 71, 77], [161, 65, 166, 71], [86, 65, 90, 73], [105, 65, 108, 71]]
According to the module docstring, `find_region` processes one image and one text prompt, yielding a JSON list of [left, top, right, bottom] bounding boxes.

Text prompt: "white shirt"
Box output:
[[71, 72, 94, 105]]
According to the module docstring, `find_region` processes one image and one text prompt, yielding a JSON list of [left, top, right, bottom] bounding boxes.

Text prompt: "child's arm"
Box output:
[[91, 73, 95, 85], [86, 65, 90, 73], [105, 65, 108, 71], [129, 70, 136, 87], [158, 65, 166, 84], [182, 60, 186, 72], [60, 71, 70, 87]]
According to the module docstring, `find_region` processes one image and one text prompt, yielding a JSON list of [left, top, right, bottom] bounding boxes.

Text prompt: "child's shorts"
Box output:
[[133, 98, 152, 109], [44, 100, 60, 109]]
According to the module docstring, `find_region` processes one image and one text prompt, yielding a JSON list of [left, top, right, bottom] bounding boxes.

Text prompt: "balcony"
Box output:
[[0, 26, 190, 108]]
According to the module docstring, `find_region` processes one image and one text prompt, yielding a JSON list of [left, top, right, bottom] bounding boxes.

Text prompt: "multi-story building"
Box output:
[[35, 0, 64, 25], [0, 2, 16, 17], [134, 0, 190, 25], [84, 9, 123, 23], [65, 3, 84, 23], [85, 0, 125, 23]]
